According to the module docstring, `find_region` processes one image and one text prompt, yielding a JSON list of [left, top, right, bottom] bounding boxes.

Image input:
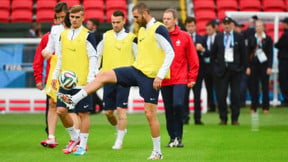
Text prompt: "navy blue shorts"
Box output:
[[103, 84, 130, 110], [114, 66, 159, 104], [56, 87, 93, 112]]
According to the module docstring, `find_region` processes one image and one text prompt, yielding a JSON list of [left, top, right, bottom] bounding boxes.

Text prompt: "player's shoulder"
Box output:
[[51, 24, 64, 33]]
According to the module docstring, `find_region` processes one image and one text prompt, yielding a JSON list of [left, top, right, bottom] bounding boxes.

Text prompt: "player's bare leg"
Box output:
[[144, 103, 163, 160]]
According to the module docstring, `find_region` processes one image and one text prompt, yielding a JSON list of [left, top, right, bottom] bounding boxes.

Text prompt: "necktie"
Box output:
[[225, 32, 230, 47]]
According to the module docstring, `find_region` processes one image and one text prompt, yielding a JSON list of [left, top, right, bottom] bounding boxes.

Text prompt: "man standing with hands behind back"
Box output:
[[211, 17, 247, 125]]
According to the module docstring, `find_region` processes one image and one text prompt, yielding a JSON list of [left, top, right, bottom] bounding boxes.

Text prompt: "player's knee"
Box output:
[[56, 107, 67, 116], [105, 110, 114, 117]]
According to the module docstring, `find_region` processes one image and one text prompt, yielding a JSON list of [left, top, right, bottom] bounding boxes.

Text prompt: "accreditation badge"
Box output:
[[224, 47, 234, 62], [256, 49, 267, 63]]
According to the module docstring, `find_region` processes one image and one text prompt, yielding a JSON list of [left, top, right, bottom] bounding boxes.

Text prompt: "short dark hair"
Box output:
[[132, 2, 150, 14], [206, 21, 215, 28], [185, 17, 196, 25], [113, 10, 125, 19], [164, 8, 178, 19], [88, 18, 100, 27], [54, 1, 69, 13]]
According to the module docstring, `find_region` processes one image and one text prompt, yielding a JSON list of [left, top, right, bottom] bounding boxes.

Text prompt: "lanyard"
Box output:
[[256, 37, 263, 49], [224, 32, 234, 48]]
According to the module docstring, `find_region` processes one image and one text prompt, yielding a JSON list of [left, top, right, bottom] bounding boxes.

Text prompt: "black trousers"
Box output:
[[161, 84, 186, 140], [184, 65, 204, 123], [279, 59, 288, 104], [250, 63, 270, 111], [45, 95, 49, 135], [203, 63, 216, 110], [214, 69, 242, 122]]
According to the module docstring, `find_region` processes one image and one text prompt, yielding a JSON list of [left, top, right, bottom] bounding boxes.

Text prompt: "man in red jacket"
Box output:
[[33, 32, 50, 135], [161, 9, 199, 147]]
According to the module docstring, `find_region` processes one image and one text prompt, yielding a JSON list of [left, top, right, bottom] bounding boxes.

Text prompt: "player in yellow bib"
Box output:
[[52, 5, 98, 155], [97, 10, 137, 150], [58, 3, 174, 160]]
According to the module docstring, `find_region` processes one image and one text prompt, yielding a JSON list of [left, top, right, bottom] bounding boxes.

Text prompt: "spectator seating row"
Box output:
[[193, 0, 287, 35], [0, 0, 127, 23]]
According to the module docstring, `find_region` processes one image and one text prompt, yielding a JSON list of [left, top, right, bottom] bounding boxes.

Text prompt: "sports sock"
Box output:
[[79, 133, 89, 149], [48, 134, 55, 140], [66, 126, 79, 141], [75, 129, 80, 136], [152, 136, 161, 153], [115, 129, 126, 145], [71, 89, 87, 104]]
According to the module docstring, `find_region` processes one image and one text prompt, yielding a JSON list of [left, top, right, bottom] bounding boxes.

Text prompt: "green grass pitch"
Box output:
[[0, 108, 287, 162]]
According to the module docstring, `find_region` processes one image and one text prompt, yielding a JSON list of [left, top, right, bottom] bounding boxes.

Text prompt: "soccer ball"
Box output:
[[58, 71, 78, 90]]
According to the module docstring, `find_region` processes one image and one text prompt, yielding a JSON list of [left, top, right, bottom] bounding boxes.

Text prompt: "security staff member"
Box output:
[[211, 17, 247, 125]]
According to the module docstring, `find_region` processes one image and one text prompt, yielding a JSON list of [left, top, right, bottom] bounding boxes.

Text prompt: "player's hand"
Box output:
[[52, 79, 57, 90], [42, 50, 52, 59], [246, 68, 251, 76], [36, 82, 44, 90], [266, 67, 272, 75], [153, 77, 162, 90], [187, 82, 196, 88]]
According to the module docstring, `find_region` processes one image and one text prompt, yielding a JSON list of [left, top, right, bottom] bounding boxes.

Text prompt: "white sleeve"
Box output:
[[43, 27, 56, 54], [155, 33, 175, 79], [132, 42, 138, 59], [52, 38, 62, 80], [86, 33, 99, 83]]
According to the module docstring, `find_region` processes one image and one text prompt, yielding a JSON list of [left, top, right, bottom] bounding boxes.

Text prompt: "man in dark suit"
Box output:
[[275, 17, 288, 106], [211, 17, 247, 125], [184, 17, 205, 125], [203, 21, 217, 112]]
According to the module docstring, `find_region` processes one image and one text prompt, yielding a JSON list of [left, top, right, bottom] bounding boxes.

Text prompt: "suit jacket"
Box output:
[[203, 33, 217, 61], [247, 33, 273, 68], [211, 31, 247, 77], [275, 30, 288, 59], [191, 33, 206, 64]]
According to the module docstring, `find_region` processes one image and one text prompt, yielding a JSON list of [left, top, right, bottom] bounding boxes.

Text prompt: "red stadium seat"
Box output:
[[195, 10, 216, 22], [59, 0, 80, 8], [262, 0, 285, 12], [106, 9, 127, 22], [85, 9, 104, 22], [11, 0, 33, 10], [196, 21, 209, 35], [0, 0, 10, 22], [11, 9, 33, 22], [217, 0, 238, 20], [194, 1, 215, 12], [36, 10, 55, 23], [83, 0, 104, 10], [0, 10, 10, 23], [0, 0, 10, 10], [106, 0, 127, 10], [239, 0, 261, 11], [36, 0, 57, 11]]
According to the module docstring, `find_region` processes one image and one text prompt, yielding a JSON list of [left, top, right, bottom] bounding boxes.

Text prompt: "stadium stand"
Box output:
[[0, 0, 287, 37]]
